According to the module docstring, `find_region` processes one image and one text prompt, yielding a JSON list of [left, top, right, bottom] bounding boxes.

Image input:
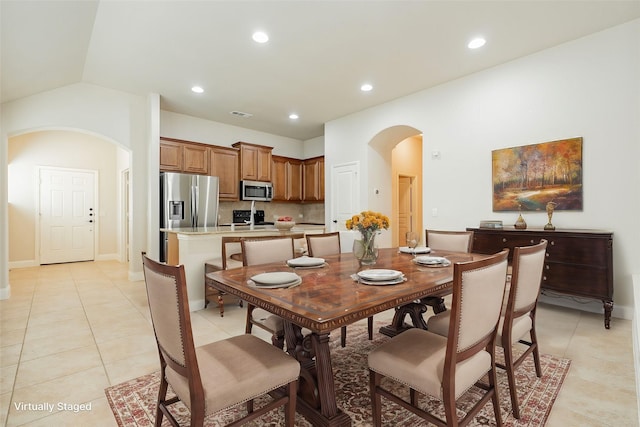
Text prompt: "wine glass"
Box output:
[[406, 231, 419, 257]]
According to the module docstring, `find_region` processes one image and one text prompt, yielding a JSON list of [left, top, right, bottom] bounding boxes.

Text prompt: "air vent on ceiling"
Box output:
[[230, 110, 253, 118]]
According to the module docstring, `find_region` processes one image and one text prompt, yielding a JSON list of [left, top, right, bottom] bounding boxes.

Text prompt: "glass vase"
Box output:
[[353, 231, 379, 266]]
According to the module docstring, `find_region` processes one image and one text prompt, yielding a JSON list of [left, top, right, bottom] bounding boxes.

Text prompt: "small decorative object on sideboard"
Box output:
[[479, 220, 503, 229], [514, 205, 527, 229], [544, 201, 557, 230], [275, 216, 295, 230]]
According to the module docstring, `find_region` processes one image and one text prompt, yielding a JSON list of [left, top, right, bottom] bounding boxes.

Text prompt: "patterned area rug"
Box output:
[[105, 323, 570, 426]]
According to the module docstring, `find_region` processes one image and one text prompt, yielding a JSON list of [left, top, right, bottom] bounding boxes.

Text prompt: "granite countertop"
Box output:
[[161, 223, 325, 235]]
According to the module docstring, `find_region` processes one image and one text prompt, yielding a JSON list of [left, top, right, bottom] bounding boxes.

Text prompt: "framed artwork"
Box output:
[[492, 137, 583, 212]]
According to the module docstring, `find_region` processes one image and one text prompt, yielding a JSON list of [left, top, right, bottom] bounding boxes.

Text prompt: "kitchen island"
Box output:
[[163, 225, 326, 311]]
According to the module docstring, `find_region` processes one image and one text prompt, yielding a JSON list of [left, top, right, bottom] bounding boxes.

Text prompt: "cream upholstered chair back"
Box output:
[[509, 240, 548, 315], [426, 229, 474, 253], [142, 254, 199, 400], [221, 236, 244, 270], [242, 236, 295, 266], [448, 250, 509, 357], [306, 232, 341, 257], [143, 253, 300, 426]]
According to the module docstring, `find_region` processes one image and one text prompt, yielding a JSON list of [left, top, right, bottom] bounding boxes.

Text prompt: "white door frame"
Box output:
[[36, 166, 99, 265]]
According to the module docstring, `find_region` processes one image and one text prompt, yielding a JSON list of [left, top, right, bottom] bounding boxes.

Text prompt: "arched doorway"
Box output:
[[7, 129, 131, 267], [368, 126, 423, 247]]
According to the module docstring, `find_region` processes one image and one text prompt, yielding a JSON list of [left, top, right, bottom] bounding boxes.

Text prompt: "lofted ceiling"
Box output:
[[2, 1, 639, 141]]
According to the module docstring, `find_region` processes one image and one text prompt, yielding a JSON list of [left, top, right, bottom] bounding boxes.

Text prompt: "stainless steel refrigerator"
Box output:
[[160, 172, 219, 262]]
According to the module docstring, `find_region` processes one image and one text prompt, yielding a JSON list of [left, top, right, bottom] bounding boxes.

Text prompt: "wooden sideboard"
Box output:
[[467, 227, 614, 329]]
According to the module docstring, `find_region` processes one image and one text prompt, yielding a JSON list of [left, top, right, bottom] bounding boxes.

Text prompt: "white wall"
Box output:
[[160, 111, 305, 159], [1, 83, 150, 292], [325, 20, 640, 319]]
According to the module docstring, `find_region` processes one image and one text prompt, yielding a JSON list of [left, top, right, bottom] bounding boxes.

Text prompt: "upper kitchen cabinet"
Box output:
[[210, 146, 239, 201], [183, 144, 209, 174], [272, 156, 303, 202], [232, 141, 272, 182], [303, 156, 325, 202], [160, 138, 208, 174], [159, 139, 183, 171]]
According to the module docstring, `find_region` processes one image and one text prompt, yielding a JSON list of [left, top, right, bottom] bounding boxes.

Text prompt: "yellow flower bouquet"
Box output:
[[346, 211, 390, 265]]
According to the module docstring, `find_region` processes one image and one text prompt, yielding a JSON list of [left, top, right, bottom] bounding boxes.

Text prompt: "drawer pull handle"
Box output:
[[502, 238, 507, 243], [543, 276, 547, 281], [551, 241, 555, 245]]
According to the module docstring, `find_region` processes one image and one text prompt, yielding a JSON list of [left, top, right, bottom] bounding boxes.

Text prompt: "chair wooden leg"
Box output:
[[369, 370, 382, 427], [155, 372, 169, 427], [246, 399, 254, 414], [217, 291, 225, 317], [245, 304, 255, 334], [489, 365, 503, 427], [284, 380, 297, 427], [530, 328, 542, 377], [367, 316, 373, 340], [340, 326, 347, 347], [503, 342, 520, 419]]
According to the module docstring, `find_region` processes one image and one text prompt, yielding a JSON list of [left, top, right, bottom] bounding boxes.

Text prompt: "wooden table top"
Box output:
[[205, 248, 485, 334]]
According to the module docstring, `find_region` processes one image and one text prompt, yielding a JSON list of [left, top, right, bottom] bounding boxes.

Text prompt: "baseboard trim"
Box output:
[[539, 291, 632, 320], [633, 274, 640, 424]]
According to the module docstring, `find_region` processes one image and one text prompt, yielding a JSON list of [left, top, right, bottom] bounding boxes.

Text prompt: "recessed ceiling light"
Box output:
[[468, 37, 486, 49], [360, 83, 373, 92], [191, 86, 204, 93], [289, 113, 299, 120], [252, 31, 269, 43]]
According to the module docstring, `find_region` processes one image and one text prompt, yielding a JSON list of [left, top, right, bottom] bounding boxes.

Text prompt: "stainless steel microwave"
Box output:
[[240, 180, 273, 201]]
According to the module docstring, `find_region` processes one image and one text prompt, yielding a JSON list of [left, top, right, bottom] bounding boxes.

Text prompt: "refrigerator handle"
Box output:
[[191, 184, 198, 227]]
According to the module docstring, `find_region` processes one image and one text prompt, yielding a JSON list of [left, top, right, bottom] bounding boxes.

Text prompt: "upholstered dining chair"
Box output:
[[242, 235, 301, 349], [306, 232, 373, 347], [426, 240, 547, 419], [141, 253, 299, 427], [422, 229, 475, 314], [425, 229, 474, 253], [204, 235, 244, 316], [368, 250, 509, 427]]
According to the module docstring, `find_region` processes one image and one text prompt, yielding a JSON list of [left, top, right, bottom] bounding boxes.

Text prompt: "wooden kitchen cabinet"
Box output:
[[210, 146, 239, 201], [303, 156, 324, 201], [272, 156, 302, 201], [159, 139, 183, 171], [160, 137, 208, 174], [183, 144, 209, 174], [468, 227, 614, 328], [232, 141, 272, 182]]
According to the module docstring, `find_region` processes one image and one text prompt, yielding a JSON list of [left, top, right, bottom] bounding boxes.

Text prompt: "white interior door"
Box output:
[[39, 167, 96, 264], [331, 161, 360, 231]]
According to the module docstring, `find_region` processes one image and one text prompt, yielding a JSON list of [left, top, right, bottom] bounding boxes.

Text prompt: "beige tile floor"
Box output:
[[1, 260, 637, 426]]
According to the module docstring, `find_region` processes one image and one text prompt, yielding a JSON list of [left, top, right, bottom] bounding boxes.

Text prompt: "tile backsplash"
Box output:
[[219, 201, 325, 224]]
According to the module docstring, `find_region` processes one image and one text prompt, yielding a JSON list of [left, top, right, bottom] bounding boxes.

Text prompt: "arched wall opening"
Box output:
[[368, 125, 423, 247], [8, 128, 132, 267]]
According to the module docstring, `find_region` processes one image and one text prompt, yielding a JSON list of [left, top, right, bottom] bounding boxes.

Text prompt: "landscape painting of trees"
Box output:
[[492, 137, 583, 211]]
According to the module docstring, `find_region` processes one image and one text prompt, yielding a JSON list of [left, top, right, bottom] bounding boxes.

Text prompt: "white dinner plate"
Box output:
[[251, 272, 301, 286], [357, 269, 403, 281], [413, 256, 450, 267], [399, 246, 431, 254], [286, 256, 325, 267], [359, 276, 406, 286]]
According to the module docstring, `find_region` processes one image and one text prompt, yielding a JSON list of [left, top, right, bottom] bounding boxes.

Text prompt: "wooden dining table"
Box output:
[[204, 247, 489, 427]]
